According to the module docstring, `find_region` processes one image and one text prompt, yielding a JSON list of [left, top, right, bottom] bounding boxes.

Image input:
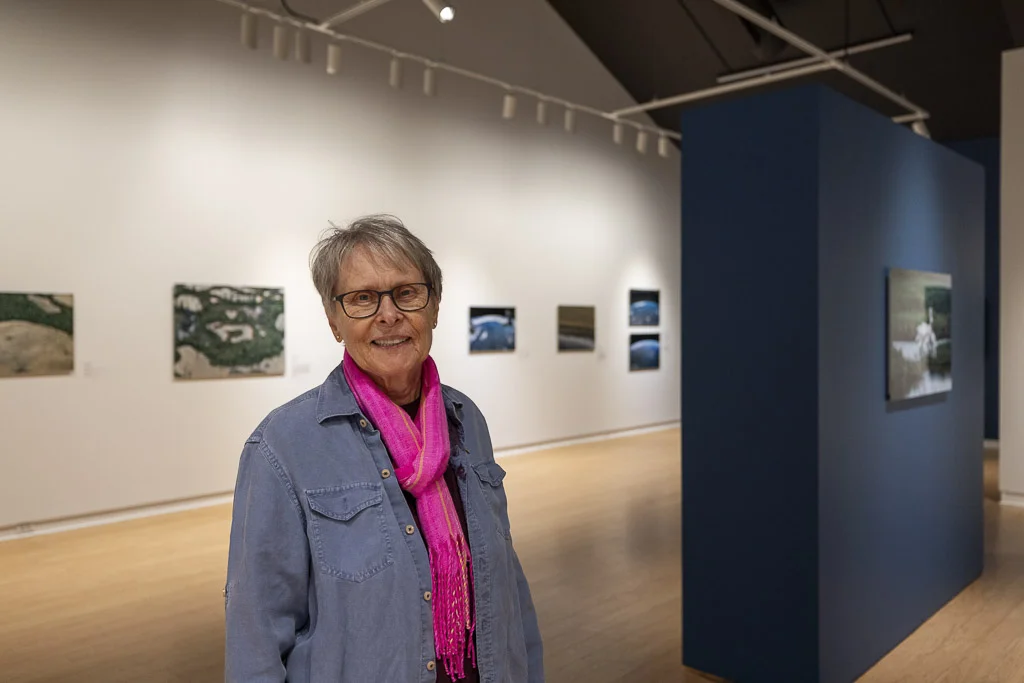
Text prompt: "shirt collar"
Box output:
[[315, 363, 362, 423]]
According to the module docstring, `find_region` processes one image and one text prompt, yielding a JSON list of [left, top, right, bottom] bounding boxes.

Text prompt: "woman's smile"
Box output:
[[372, 336, 412, 348]]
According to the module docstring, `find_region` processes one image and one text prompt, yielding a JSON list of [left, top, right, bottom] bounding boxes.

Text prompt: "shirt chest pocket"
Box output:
[[305, 483, 394, 582], [472, 461, 512, 540]]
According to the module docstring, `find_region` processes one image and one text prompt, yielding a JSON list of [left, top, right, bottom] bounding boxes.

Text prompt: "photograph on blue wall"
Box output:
[[469, 307, 515, 353], [558, 305, 595, 352], [630, 333, 660, 371], [887, 268, 952, 400], [629, 289, 660, 326]]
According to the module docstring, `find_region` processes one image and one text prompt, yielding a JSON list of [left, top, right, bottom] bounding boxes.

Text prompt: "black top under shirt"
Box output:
[[399, 399, 480, 683]]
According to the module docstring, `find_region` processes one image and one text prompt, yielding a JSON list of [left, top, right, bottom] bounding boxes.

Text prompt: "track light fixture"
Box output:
[[241, 13, 257, 50], [636, 131, 649, 154], [421, 0, 455, 23], [389, 56, 402, 88], [326, 44, 342, 74], [226, 3, 680, 159], [502, 93, 517, 120], [613, 122, 624, 145], [423, 66, 436, 96], [536, 100, 548, 125], [294, 29, 311, 64], [658, 135, 671, 158], [272, 23, 289, 60]]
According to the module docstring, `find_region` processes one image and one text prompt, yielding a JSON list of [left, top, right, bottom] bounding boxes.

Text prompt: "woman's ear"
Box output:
[[328, 312, 343, 343]]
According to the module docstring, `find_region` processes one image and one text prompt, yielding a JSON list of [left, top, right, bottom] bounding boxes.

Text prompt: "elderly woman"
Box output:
[[224, 215, 543, 683]]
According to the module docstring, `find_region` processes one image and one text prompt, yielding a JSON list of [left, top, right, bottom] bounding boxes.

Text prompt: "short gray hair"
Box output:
[[309, 214, 443, 310]]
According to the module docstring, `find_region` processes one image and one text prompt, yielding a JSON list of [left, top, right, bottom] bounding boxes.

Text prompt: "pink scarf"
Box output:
[[342, 351, 476, 679]]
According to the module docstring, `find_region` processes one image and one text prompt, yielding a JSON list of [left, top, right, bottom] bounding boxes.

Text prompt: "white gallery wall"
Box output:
[[0, 0, 681, 527], [1001, 46, 1024, 507]]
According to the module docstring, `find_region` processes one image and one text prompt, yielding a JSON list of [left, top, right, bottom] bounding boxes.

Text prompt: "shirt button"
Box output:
[[456, 465, 467, 480], [464, 447, 471, 454], [359, 419, 368, 428], [424, 591, 432, 602], [405, 525, 415, 535], [426, 661, 435, 672], [381, 468, 391, 479]]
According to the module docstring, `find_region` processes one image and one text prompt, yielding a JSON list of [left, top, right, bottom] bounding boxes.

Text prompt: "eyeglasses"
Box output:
[[334, 282, 433, 319]]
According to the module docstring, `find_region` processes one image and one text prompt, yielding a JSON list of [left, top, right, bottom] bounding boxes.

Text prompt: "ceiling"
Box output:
[[545, 0, 1024, 141]]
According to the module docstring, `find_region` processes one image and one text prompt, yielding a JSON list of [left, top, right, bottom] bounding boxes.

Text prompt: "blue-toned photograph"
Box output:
[[630, 333, 660, 371], [470, 307, 516, 353], [629, 289, 660, 326]]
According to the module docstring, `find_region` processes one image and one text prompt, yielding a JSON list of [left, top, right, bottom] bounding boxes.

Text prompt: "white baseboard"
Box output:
[[0, 492, 234, 543], [1001, 492, 1024, 509], [494, 421, 680, 459], [984, 439, 1000, 450]]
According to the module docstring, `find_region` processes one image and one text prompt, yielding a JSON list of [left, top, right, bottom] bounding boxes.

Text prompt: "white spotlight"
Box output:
[[241, 13, 257, 50], [327, 44, 342, 74], [423, 66, 436, 96], [564, 108, 576, 133], [658, 135, 671, 157], [389, 57, 402, 88], [422, 0, 455, 23], [636, 130, 649, 154], [536, 100, 548, 125], [613, 122, 624, 145], [294, 30, 311, 64], [502, 93, 517, 120], [273, 24, 289, 60]]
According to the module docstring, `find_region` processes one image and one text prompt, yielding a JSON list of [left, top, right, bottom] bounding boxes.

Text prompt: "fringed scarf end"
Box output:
[[431, 534, 475, 680]]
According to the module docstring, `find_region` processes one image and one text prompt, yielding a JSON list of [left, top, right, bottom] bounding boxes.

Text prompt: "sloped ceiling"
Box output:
[[546, 0, 1024, 141]]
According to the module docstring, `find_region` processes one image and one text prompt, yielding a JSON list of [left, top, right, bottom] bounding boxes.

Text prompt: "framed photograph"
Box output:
[[469, 307, 516, 353], [630, 333, 660, 371], [174, 284, 285, 379], [887, 268, 952, 400], [0, 292, 74, 377], [558, 305, 595, 352], [630, 289, 660, 326]]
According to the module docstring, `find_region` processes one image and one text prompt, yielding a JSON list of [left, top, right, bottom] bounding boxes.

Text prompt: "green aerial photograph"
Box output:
[[174, 284, 285, 380]]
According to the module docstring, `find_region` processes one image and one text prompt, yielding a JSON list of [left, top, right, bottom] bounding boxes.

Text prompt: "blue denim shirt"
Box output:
[[224, 364, 544, 683]]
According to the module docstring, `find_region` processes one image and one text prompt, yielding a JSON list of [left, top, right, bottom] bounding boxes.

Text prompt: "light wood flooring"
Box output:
[[0, 433, 1021, 682]]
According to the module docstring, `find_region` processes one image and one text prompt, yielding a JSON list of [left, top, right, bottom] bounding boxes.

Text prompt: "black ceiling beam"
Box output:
[[676, 0, 734, 70], [875, 0, 898, 36]]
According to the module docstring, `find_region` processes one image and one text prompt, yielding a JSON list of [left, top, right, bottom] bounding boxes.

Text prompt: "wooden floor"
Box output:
[[0, 433, 1021, 682], [857, 448, 1024, 683]]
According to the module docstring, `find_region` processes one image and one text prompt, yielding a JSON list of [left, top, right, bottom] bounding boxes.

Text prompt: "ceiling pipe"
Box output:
[[320, 0, 395, 28], [613, 60, 835, 117], [707, 0, 928, 122], [892, 112, 927, 124], [717, 32, 913, 84]]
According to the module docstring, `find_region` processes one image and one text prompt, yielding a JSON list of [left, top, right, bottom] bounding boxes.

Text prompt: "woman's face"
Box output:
[[328, 247, 438, 397]]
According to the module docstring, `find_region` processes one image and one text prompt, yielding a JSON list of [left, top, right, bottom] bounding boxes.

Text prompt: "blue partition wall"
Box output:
[[681, 85, 984, 683], [945, 138, 1000, 441]]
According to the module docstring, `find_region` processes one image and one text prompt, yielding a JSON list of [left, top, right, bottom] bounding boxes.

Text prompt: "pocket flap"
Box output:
[[305, 483, 383, 522], [472, 461, 507, 487]]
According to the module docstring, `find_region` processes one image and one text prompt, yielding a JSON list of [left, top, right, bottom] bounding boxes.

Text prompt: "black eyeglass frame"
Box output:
[[333, 282, 434, 319]]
